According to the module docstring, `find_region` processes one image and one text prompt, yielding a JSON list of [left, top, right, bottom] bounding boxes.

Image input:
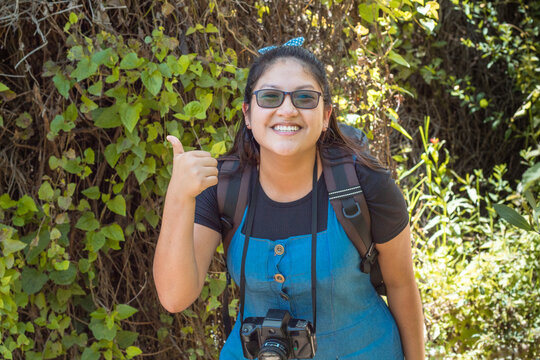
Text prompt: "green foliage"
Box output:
[[398, 117, 540, 358], [1, 13, 246, 358]]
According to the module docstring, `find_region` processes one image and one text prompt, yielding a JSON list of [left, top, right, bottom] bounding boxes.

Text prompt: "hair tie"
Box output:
[[258, 37, 305, 54]]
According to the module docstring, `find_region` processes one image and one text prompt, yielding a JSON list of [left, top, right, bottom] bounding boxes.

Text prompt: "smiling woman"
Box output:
[[153, 41, 425, 360]]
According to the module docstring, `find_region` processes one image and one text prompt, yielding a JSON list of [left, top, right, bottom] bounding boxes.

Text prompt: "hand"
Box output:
[[166, 135, 218, 200]]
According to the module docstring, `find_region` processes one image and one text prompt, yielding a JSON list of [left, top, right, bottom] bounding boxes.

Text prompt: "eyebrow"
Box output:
[[258, 84, 316, 90]]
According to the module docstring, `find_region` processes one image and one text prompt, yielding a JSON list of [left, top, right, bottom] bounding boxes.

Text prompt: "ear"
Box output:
[[242, 102, 251, 128], [323, 105, 332, 131]]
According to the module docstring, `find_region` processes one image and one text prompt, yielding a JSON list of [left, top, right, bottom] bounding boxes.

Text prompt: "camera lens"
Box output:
[[258, 338, 289, 360]]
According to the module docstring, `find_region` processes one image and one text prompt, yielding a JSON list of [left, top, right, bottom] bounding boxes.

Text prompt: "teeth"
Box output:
[[274, 125, 300, 132]]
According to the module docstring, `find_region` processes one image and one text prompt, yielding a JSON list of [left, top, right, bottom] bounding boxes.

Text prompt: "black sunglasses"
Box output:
[[253, 89, 322, 109]]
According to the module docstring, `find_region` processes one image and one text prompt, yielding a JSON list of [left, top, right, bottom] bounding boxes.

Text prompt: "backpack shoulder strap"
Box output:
[[217, 155, 252, 257], [321, 147, 386, 296]]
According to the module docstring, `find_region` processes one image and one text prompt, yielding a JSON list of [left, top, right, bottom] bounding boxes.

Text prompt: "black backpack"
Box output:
[[217, 124, 386, 336]]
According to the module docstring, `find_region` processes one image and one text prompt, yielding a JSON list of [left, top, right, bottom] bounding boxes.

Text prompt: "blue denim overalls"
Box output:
[[220, 201, 404, 359]]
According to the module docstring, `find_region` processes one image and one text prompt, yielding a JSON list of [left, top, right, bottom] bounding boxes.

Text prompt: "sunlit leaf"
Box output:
[[493, 204, 532, 231]]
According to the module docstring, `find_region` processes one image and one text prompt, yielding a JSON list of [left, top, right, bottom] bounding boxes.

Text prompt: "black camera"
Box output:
[[240, 309, 317, 359]]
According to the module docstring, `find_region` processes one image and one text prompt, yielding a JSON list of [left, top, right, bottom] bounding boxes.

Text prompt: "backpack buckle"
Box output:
[[360, 243, 378, 274], [342, 201, 361, 219], [220, 215, 233, 232]]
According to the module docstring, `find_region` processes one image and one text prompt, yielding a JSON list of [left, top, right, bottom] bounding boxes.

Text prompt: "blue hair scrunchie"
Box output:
[[258, 37, 305, 54]]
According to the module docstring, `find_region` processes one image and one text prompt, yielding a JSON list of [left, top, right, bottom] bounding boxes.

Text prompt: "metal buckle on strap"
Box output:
[[342, 202, 361, 219], [220, 215, 233, 231], [360, 243, 378, 274]]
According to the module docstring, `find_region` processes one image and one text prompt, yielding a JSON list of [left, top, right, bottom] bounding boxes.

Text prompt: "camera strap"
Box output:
[[238, 154, 318, 333]]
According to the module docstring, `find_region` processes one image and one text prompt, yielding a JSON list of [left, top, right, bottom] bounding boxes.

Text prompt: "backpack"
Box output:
[[217, 124, 386, 336]]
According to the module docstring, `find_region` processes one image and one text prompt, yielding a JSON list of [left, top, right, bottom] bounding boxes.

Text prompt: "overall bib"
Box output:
[[220, 201, 404, 359]]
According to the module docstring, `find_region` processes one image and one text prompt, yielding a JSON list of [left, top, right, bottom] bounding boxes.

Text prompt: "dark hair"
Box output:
[[226, 45, 382, 170]]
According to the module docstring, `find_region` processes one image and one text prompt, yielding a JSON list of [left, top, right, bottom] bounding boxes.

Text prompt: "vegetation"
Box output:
[[0, 0, 538, 359]]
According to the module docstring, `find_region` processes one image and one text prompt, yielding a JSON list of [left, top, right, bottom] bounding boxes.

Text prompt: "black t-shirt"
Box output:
[[195, 162, 409, 243]]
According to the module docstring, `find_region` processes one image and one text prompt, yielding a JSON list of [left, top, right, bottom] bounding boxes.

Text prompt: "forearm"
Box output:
[[387, 281, 425, 359], [153, 194, 200, 312]]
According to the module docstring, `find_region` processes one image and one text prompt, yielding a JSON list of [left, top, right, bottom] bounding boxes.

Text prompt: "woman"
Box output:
[[153, 40, 424, 359]]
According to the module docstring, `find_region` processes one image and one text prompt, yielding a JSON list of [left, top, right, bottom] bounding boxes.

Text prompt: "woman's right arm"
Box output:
[[153, 136, 221, 313]]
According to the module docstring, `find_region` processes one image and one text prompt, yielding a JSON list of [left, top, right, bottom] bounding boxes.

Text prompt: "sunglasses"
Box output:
[[253, 89, 323, 109]]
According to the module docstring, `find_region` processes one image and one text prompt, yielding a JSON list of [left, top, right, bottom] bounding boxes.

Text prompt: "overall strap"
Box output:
[[217, 156, 252, 257], [321, 147, 386, 296]]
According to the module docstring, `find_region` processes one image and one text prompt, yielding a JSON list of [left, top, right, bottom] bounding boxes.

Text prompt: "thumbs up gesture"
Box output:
[[166, 135, 219, 200]]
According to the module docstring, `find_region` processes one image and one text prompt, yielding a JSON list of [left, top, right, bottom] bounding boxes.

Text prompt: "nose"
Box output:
[[276, 93, 298, 116]]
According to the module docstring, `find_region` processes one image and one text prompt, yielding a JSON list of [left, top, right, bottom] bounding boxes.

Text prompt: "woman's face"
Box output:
[[243, 58, 331, 161]]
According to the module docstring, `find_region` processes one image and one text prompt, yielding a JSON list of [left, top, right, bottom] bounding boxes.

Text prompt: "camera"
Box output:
[[240, 309, 317, 359]]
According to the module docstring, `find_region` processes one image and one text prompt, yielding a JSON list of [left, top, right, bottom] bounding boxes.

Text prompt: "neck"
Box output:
[[258, 148, 322, 202]]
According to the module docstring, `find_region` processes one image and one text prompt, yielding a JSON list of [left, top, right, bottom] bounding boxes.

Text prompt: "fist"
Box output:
[[166, 135, 218, 200]]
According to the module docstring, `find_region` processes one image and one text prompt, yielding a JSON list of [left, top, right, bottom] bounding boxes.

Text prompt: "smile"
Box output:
[[272, 125, 301, 132]]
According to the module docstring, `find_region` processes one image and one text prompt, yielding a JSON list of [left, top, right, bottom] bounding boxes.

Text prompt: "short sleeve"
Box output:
[[194, 184, 222, 233], [355, 163, 409, 243]]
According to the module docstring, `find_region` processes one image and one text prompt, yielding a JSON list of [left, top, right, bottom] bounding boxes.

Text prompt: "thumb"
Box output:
[[166, 135, 184, 155]]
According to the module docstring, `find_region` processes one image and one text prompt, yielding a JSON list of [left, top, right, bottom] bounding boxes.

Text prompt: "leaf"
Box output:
[[177, 55, 191, 75], [2, 238, 27, 256], [117, 331, 138, 349], [38, 181, 55, 201], [158, 62, 172, 78], [209, 276, 226, 297], [161, 2, 175, 16], [49, 262, 77, 285], [183, 101, 206, 119], [119, 102, 143, 133], [49, 114, 76, 139], [205, 23, 219, 33], [0, 81, 9, 92], [82, 186, 101, 200], [104, 144, 121, 168], [211, 141, 227, 156], [71, 58, 98, 81], [81, 347, 100, 360], [419, 18, 436, 32], [21, 267, 48, 295], [88, 81, 103, 96], [101, 224, 124, 241], [80, 95, 98, 113], [390, 120, 413, 140], [493, 204, 532, 231], [126, 346, 142, 359], [116, 304, 138, 320], [89, 318, 117, 341], [141, 69, 163, 96], [206, 296, 221, 312], [16, 112, 32, 128], [69, 12, 78, 24], [0, 193, 17, 209], [53, 73, 71, 98], [107, 195, 126, 216], [522, 163, 540, 191], [92, 105, 121, 129], [87, 232, 106, 252], [358, 3, 376, 24], [388, 50, 410, 68], [76, 212, 100, 232], [119, 52, 143, 70], [91, 48, 113, 66], [17, 195, 38, 215], [26, 231, 52, 262]]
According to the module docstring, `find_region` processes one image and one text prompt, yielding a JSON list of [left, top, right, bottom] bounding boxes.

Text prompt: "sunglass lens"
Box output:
[[293, 91, 318, 109], [257, 90, 283, 107]]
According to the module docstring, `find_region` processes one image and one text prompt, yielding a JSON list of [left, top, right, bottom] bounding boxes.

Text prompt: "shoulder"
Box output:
[[354, 161, 393, 191], [354, 160, 409, 243]]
